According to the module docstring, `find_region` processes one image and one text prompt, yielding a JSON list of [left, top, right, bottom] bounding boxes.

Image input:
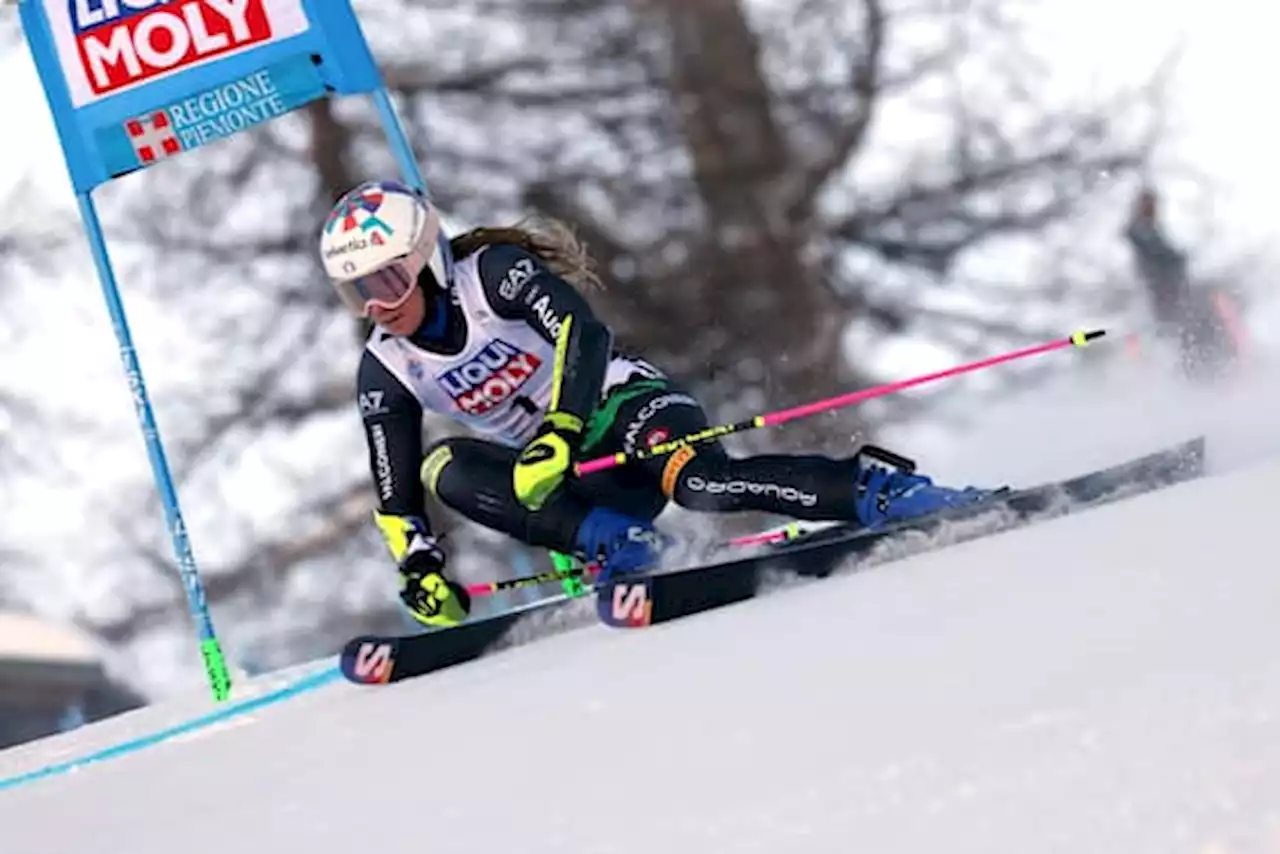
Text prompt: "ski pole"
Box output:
[[476, 330, 1103, 598], [463, 521, 838, 598], [551, 549, 588, 597], [465, 562, 599, 597], [575, 329, 1104, 476]]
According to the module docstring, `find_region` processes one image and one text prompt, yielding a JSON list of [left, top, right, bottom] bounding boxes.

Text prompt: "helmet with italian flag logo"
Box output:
[[320, 181, 453, 317]]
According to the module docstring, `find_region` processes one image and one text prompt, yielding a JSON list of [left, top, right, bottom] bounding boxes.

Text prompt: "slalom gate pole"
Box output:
[[15, 0, 433, 701], [575, 329, 1104, 476]]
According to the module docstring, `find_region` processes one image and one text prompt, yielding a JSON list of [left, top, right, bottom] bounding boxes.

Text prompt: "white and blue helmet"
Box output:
[[320, 181, 453, 317]]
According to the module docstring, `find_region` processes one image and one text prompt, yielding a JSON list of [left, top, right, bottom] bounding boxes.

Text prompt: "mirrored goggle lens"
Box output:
[[335, 265, 415, 315]]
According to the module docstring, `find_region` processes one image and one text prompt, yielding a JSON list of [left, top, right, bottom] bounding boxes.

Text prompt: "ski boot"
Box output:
[[853, 444, 997, 529], [573, 506, 673, 582]]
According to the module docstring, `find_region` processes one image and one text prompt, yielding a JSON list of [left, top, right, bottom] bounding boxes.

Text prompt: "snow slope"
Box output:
[[3, 442, 1280, 854]]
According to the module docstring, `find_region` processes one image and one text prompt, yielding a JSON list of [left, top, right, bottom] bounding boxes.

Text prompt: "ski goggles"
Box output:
[[332, 228, 453, 319], [333, 261, 418, 317]]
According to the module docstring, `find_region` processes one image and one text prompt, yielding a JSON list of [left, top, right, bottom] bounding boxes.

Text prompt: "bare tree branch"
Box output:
[[781, 0, 885, 223]]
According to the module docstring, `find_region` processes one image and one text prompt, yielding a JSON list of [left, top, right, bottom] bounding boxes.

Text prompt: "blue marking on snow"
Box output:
[[0, 666, 341, 792]]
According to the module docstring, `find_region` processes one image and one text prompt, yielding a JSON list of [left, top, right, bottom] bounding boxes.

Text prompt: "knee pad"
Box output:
[[420, 438, 458, 499], [420, 436, 522, 510]]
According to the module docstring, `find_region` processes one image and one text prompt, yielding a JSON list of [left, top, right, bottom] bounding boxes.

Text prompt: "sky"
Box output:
[[1025, 0, 1278, 253], [1, 0, 1279, 689]]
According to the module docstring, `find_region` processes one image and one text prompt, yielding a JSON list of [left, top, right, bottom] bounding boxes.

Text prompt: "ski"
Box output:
[[339, 436, 1205, 684], [340, 587, 595, 684], [595, 435, 1206, 628]]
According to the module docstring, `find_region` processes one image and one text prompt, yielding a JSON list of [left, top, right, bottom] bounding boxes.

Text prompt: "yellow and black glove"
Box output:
[[398, 539, 470, 629], [513, 411, 584, 511], [373, 511, 470, 628]]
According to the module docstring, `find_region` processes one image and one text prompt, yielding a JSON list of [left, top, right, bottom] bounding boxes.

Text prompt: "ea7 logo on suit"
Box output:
[[498, 256, 536, 300], [359, 389, 388, 417]]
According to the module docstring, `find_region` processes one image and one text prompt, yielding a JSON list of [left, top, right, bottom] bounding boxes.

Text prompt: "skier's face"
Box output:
[[368, 282, 426, 336]]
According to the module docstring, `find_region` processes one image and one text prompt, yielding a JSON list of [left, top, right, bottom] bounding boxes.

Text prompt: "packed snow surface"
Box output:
[[2, 436, 1279, 853]]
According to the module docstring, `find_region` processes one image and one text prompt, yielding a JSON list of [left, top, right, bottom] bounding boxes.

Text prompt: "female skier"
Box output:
[[320, 181, 991, 628]]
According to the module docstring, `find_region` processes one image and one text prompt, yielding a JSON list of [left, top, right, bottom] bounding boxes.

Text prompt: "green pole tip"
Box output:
[[200, 638, 233, 702], [550, 551, 588, 597]]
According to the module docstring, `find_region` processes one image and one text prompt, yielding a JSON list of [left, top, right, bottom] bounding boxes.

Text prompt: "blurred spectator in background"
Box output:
[[1123, 186, 1248, 381]]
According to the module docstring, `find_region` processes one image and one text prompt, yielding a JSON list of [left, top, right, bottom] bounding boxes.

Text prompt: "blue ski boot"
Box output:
[[853, 444, 996, 529], [573, 507, 673, 582]]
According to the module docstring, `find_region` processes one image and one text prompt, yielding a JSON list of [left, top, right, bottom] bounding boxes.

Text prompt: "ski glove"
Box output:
[[373, 510, 470, 627], [513, 411, 584, 511], [398, 533, 471, 628]]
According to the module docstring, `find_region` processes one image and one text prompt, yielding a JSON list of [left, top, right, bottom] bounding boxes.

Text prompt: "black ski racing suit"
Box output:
[[357, 243, 863, 558]]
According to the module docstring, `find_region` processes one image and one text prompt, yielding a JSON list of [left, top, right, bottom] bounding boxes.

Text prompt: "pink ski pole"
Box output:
[[575, 329, 1103, 476]]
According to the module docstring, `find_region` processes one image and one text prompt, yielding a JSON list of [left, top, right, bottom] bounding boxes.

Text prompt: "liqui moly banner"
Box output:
[[45, 0, 311, 107]]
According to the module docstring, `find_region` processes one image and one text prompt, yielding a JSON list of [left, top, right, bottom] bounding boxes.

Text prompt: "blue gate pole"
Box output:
[[74, 193, 231, 702], [370, 88, 459, 283], [371, 89, 427, 195], [16, 0, 431, 703]]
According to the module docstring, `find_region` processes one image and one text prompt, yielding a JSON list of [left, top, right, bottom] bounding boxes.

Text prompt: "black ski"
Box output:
[[340, 589, 594, 684], [339, 436, 1205, 684], [595, 435, 1206, 628]]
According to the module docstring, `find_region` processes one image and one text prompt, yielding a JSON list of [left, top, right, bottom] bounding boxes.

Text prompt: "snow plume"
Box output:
[[885, 334, 1280, 492]]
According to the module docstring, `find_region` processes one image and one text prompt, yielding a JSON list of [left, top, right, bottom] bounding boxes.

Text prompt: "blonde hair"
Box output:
[[449, 217, 603, 292]]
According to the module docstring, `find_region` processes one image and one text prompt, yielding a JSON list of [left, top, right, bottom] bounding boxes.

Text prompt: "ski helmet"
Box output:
[[320, 180, 453, 317]]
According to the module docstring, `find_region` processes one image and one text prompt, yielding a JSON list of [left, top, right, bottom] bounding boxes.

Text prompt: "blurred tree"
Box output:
[[0, 177, 82, 604], [55, 0, 1169, 684], [0, 219, 31, 591]]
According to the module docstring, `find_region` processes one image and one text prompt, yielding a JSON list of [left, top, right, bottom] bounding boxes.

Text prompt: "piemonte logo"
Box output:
[[124, 109, 182, 163]]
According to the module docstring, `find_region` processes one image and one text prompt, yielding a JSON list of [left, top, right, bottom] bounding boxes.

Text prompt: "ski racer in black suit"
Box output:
[[319, 181, 992, 628]]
